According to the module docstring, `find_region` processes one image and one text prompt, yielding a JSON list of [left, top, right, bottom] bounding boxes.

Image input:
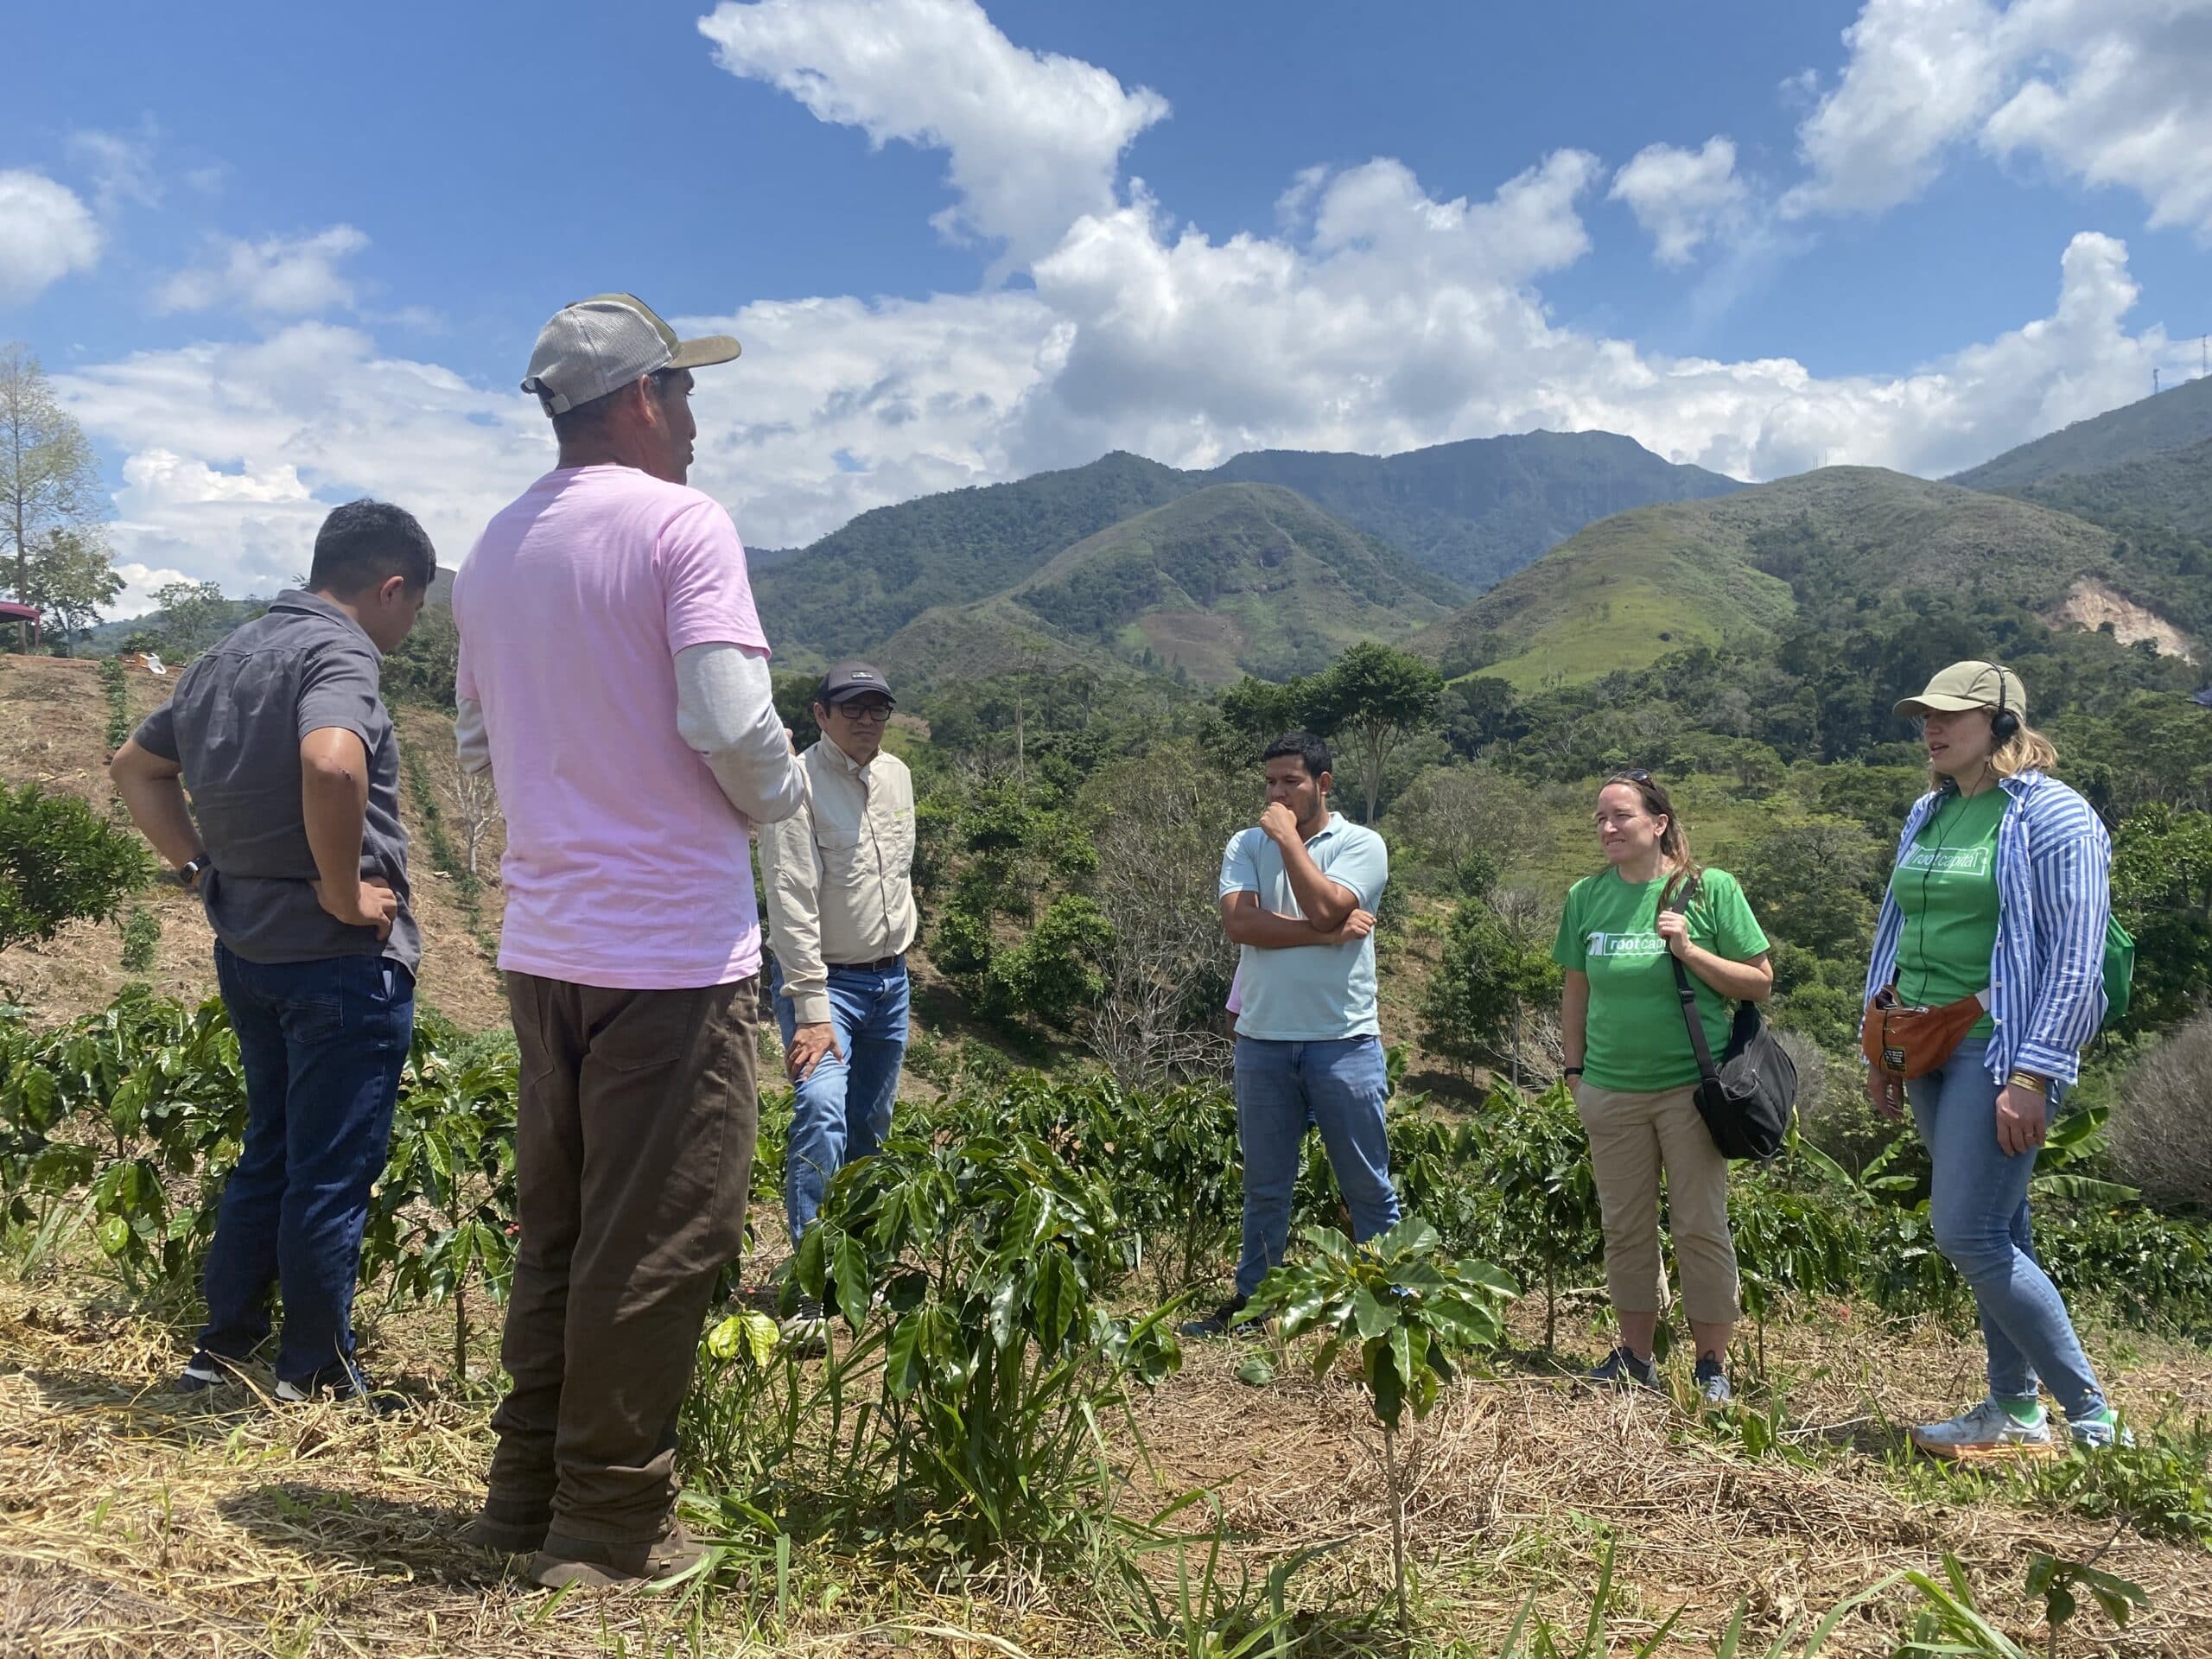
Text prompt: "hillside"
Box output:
[[79, 567, 461, 656], [872, 594, 1137, 690], [1211, 429, 1743, 591], [753, 451, 1195, 667], [879, 483, 1462, 688], [2001, 433, 2212, 542], [1951, 373, 2212, 492], [0, 653, 508, 1032], [757, 433, 1747, 668], [1413, 467, 2157, 691]]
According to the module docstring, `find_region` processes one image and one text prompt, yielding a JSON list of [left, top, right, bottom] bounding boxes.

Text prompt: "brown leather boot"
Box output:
[[458, 1499, 550, 1556], [527, 1520, 708, 1590]]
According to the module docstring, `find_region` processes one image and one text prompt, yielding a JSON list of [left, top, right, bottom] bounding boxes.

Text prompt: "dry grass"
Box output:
[[1142, 1302, 2212, 1656], [1, 1268, 2207, 1659]]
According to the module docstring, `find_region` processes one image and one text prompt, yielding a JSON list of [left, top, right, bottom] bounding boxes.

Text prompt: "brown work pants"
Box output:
[[483, 972, 759, 1552]]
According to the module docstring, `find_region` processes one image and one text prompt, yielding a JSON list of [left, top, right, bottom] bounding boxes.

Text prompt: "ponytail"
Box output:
[[1605, 771, 1702, 906]]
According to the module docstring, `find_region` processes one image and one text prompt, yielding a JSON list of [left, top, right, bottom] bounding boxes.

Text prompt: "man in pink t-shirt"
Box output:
[[452, 295, 804, 1588]]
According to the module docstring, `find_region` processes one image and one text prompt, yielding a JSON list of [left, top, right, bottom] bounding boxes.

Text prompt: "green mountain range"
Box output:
[[754, 431, 1743, 665], [1211, 429, 1741, 591], [1414, 467, 2177, 691], [877, 483, 1462, 688]]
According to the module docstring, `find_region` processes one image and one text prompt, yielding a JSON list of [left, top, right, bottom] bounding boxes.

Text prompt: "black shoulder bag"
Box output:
[[1666, 879, 1796, 1162]]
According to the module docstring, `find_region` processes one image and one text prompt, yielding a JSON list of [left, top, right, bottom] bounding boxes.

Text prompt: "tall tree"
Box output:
[[1303, 642, 1444, 823], [154, 580, 234, 661], [23, 527, 123, 655], [1, 344, 103, 613]]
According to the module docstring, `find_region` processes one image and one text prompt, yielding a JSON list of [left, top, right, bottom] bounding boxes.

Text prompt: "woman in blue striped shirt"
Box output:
[[1863, 661, 2125, 1459]]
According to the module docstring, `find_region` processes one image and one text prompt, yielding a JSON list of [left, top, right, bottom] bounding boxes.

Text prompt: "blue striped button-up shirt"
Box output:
[[1863, 769, 2110, 1086]]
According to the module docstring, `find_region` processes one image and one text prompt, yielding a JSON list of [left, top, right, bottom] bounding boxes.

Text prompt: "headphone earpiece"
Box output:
[[1986, 661, 2019, 745]]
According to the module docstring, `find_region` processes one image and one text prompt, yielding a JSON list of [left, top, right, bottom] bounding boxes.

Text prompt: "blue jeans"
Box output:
[[1913, 1039, 2106, 1419], [1233, 1034, 1401, 1299], [200, 945, 414, 1387], [772, 955, 910, 1245]]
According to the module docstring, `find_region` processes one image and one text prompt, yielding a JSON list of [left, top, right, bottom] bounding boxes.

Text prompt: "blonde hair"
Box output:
[[1924, 717, 2058, 792]]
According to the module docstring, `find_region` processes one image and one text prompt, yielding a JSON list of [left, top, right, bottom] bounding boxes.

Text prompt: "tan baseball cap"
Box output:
[[1895, 660, 2026, 719], [520, 293, 741, 415]]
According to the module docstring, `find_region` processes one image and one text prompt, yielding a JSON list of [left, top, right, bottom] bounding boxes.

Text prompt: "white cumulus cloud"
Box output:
[[1789, 0, 2212, 233], [0, 170, 103, 304], [698, 0, 1168, 270], [155, 225, 371, 316], [1611, 137, 1751, 265], [57, 323, 551, 598]]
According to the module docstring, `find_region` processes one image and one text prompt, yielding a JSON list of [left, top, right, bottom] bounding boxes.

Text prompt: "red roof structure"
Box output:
[[0, 602, 41, 650]]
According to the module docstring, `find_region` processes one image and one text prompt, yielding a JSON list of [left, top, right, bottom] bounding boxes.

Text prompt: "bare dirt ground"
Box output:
[[1, 1272, 2205, 1659], [0, 656, 509, 1034]]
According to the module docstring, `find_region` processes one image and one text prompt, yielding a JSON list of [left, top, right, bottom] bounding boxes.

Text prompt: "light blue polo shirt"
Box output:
[[1219, 813, 1389, 1042]]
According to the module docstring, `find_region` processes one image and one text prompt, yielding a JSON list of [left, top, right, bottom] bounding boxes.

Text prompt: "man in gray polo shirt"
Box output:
[[110, 499, 433, 1405]]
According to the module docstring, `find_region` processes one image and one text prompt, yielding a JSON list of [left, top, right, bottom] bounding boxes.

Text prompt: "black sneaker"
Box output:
[[275, 1359, 408, 1416], [1178, 1296, 1258, 1339], [1694, 1354, 1732, 1407], [1586, 1345, 1662, 1391], [175, 1350, 243, 1395]]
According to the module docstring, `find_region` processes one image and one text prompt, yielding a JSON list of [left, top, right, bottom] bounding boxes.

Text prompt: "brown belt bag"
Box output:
[[1859, 986, 1986, 1080]]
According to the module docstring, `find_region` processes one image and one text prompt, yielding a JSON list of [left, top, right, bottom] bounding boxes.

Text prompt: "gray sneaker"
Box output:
[[1694, 1354, 1731, 1407], [2070, 1408, 2135, 1452], [1910, 1396, 2054, 1461], [780, 1298, 830, 1358], [1586, 1345, 1662, 1391]]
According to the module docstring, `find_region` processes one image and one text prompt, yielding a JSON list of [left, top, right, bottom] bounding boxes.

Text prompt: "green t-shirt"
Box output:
[[1552, 867, 1770, 1092], [1888, 786, 2005, 1039]]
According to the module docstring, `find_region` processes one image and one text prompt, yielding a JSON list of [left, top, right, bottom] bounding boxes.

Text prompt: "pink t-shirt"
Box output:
[[454, 465, 771, 990]]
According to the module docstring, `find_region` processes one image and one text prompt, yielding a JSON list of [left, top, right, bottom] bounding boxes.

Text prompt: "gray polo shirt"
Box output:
[[132, 590, 418, 971]]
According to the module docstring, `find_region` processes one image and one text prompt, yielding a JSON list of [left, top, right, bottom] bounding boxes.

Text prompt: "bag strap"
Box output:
[[1665, 875, 1722, 1092]]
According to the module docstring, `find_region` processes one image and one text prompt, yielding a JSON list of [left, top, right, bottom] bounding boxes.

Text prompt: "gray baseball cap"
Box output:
[[521, 293, 741, 415]]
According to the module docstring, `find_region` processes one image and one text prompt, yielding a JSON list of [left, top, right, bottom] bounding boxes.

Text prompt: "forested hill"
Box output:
[[1989, 434, 2212, 549], [1413, 466, 2199, 690], [753, 431, 1746, 665], [1951, 372, 2212, 492], [875, 483, 1462, 689]]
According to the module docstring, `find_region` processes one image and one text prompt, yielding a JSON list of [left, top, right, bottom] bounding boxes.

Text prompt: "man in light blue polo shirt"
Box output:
[[1182, 731, 1400, 1337]]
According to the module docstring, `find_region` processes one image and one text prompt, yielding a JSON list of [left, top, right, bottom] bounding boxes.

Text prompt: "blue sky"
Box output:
[[5, 0, 2209, 607]]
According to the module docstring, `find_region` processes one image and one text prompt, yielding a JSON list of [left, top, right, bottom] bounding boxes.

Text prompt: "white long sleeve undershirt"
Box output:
[[672, 642, 807, 824]]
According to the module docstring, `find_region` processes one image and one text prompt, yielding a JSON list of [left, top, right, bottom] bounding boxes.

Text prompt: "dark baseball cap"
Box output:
[[819, 661, 894, 707]]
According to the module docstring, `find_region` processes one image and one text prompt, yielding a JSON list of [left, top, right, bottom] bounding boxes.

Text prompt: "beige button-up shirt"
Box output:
[[760, 738, 918, 1026]]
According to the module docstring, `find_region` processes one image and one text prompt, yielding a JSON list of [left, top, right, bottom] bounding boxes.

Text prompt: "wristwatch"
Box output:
[[178, 855, 211, 889]]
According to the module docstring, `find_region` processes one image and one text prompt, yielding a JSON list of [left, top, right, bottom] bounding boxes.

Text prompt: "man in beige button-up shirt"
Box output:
[[760, 661, 918, 1271]]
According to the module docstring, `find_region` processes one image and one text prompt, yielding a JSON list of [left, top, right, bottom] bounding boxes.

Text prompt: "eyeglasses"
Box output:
[[832, 702, 894, 722], [1606, 769, 1654, 785]]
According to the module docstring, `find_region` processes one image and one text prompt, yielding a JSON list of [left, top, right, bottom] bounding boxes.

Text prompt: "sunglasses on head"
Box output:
[[1606, 769, 1654, 785]]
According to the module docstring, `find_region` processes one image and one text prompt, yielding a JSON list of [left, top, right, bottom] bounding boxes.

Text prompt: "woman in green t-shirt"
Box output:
[[1552, 772, 1774, 1404]]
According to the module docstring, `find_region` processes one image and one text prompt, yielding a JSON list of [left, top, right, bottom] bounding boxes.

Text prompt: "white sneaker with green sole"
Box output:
[[1910, 1396, 2054, 1461]]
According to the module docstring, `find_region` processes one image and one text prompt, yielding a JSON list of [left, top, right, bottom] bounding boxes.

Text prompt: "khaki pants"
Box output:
[[484, 973, 759, 1555], [1573, 1080, 1738, 1325]]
